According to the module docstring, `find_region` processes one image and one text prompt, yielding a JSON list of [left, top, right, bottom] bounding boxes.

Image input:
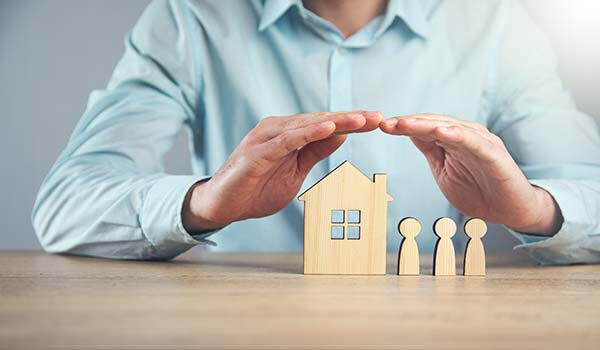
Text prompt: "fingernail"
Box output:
[[384, 119, 398, 127], [365, 111, 382, 118], [403, 117, 417, 123]]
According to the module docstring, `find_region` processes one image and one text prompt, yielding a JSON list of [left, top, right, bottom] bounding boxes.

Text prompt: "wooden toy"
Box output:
[[463, 218, 487, 276], [397, 217, 421, 275], [432, 217, 456, 276], [298, 161, 393, 275]]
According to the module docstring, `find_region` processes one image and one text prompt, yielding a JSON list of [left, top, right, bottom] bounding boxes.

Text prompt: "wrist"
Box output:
[[508, 186, 563, 236], [182, 180, 230, 233]]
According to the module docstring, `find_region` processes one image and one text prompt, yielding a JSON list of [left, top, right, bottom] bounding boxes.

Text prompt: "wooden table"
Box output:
[[1, 251, 599, 349]]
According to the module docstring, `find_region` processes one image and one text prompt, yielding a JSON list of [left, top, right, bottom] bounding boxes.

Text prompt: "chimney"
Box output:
[[374, 173, 387, 195]]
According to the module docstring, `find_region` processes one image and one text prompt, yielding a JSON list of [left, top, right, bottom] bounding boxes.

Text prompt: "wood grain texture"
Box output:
[[433, 217, 457, 276], [1, 251, 600, 349], [464, 218, 487, 276], [298, 161, 393, 275], [397, 217, 421, 275]]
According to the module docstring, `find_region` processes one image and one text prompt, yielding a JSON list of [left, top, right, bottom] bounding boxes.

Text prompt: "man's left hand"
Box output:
[[380, 114, 563, 235]]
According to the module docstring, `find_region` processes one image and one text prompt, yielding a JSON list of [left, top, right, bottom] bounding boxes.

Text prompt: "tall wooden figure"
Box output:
[[397, 217, 421, 275], [463, 218, 487, 276], [433, 217, 456, 276]]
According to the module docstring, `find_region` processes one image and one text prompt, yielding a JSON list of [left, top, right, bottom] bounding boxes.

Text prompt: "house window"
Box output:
[[331, 210, 345, 223], [347, 225, 360, 240], [331, 225, 344, 239], [330, 209, 361, 240], [347, 210, 360, 223]]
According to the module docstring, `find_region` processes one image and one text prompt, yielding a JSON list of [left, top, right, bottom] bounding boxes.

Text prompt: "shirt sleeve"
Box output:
[[31, 0, 215, 260], [487, 1, 600, 264]]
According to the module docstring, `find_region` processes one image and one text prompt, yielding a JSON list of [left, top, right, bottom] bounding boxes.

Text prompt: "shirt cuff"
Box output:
[[507, 179, 592, 265], [140, 175, 217, 259]]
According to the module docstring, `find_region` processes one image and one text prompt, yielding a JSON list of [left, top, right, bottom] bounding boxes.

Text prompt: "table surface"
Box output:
[[1, 251, 599, 349]]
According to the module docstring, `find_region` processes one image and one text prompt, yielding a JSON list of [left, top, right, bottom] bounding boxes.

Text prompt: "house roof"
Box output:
[[297, 161, 393, 201]]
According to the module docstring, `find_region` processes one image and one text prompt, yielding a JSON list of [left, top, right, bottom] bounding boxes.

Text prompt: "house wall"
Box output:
[[302, 164, 387, 274]]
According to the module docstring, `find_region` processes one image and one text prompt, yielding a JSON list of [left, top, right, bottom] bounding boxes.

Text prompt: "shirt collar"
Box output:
[[259, 0, 431, 39], [378, 0, 431, 39], [258, 0, 299, 32]]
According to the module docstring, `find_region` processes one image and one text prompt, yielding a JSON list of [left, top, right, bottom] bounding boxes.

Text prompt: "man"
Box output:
[[32, 0, 600, 264]]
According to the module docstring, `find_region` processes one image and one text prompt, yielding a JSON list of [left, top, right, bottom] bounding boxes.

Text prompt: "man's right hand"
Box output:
[[182, 111, 382, 232]]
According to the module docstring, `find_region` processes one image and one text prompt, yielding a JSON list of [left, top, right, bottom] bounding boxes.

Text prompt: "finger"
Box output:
[[297, 135, 347, 175], [260, 121, 336, 162], [381, 118, 497, 162], [411, 113, 488, 132], [381, 114, 488, 134], [339, 111, 382, 134], [283, 110, 382, 132], [433, 125, 498, 163], [278, 112, 365, 135], [259, 111, 382, 140], [380, 117, 490, 140]]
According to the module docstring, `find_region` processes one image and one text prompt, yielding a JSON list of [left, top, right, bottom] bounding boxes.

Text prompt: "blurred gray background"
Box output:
[[1, 0, 598, 251]]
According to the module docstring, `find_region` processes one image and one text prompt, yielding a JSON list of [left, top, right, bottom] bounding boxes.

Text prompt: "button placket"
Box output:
[[328, 46, 353, 171]]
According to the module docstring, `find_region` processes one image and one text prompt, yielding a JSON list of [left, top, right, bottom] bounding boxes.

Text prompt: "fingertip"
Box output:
[[381, 118, 398, 129], [349, 113, 367, 128], [319, 120, 336, 131], [378, 118, 400, 135], [364, 111, 383, 122], [386, 117, 417, 132]]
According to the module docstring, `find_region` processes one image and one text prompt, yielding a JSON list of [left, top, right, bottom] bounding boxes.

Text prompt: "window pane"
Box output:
[[331, 225, 344, 239], [331, 210, 344, 223], [347, 226, 360, 240], [347, 210, 361, 223]]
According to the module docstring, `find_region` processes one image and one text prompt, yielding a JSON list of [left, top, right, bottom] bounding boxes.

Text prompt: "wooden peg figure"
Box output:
[[433, 217, 457, 276], [463, 218, 487, 276], [397, 217, 421, 275]]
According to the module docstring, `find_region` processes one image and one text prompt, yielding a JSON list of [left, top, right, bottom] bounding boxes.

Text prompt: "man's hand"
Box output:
[[183, 111, 383, 232], [380, 114, 563, 235]]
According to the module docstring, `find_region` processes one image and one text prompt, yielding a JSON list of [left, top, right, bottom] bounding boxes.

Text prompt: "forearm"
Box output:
[[32, 158, 209, 260]]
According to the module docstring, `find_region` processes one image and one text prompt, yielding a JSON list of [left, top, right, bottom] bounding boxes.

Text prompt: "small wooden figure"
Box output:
[[433, 217, 457, 276], [397, 217, 421, 275], [463, 218, 487, 276]]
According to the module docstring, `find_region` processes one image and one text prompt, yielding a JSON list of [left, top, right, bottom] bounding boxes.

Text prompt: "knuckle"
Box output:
[[258, 116, 277, 127], [283, 118, 301, 130], [448, 125, 463, 133], [278, 131, 296, 151], [471, 122, 488, 132], [490, 133, 504, 145], [447, 125, 466, 142]]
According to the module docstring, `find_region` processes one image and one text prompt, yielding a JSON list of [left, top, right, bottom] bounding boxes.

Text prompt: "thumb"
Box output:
[[297, 135, 347, 175], [410, 136, 445, 171]]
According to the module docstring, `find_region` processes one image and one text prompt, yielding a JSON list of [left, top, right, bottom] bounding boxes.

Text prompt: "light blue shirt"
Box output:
[[32, 0, 600, 264]]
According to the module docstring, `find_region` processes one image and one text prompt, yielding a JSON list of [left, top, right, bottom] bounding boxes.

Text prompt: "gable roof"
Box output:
[[297, 161, 393, 201]]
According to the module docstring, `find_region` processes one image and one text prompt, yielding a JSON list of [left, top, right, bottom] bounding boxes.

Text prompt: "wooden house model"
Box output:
[[298, 161, 393, 274]]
